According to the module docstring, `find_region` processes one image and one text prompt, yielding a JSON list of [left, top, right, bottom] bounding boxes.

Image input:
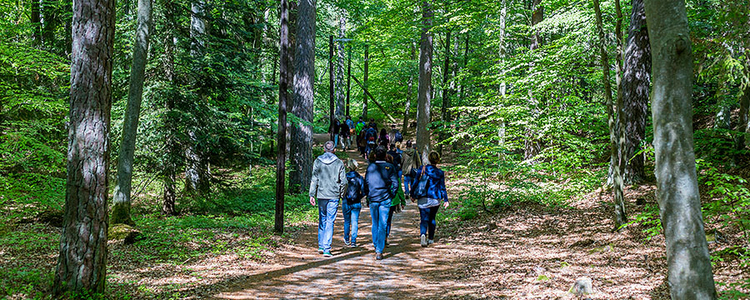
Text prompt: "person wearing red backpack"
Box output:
[[410, 151, 449, 247]]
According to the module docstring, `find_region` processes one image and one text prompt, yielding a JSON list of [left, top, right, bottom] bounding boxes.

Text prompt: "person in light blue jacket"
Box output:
[[309, 141, 347, 257], [410, 151, 449, 247]]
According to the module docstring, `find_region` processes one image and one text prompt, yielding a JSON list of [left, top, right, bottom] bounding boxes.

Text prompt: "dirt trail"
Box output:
[[213, 134, 471, 299]]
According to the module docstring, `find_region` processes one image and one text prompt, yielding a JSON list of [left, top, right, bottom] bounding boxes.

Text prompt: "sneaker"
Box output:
[[428, 239, 434, 245], [350, 243, 357, 248], [420, 234, 427, 247], [344, 240, 350, 247], [375, 253, 383, 260], [323, 251, 333, 257], [318, 247, 324, 254]]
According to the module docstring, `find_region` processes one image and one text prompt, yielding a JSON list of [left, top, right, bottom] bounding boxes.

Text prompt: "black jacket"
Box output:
[[364, 161, 399, 203]]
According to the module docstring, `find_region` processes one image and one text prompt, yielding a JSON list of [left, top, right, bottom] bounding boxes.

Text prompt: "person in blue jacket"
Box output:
[[343, 159, 365, 248], [410, 151, 449, 247], [364, 145, 399, 260]]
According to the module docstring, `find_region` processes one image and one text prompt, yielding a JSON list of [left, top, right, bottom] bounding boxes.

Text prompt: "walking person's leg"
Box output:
[[322, 199, 338, 256], [342, 201, 352, 245], [419, 206, 429, 247], [404, 175, 412, 198], [369, 201, 382, 253], [386, 205, 396, 244], [428, 206, 440, 242], [351, 203, 361, 246], [318, 199, 328, 253], [375, 199, 391, 255]]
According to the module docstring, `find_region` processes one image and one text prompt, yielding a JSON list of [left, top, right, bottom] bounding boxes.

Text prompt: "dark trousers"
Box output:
[[419, 206, 440, 239]]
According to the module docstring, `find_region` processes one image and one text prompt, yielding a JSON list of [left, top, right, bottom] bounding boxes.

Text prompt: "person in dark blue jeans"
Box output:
[[364, 145, 399, 260], [410, 151, 449, 247], [343, 159, 365, 248]]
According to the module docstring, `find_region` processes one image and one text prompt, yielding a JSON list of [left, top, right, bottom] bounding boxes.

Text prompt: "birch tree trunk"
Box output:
[[524, 0, 543, 160], [289, 0, 316, 194], [594, 0, 626, 229], [645, 0, 717, 297], [53, 0, 114, 294], [112, 0, 152, 226], [416, 0, 433, 163]]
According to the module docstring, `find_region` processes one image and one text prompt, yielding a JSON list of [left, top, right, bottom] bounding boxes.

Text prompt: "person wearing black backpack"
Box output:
[[343, 159, 364, 248], [364, 146, 399, 260], [410, 151, 449, 247]]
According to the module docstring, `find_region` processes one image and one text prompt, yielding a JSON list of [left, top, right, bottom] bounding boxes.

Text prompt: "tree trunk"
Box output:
[[276, 0, 291, 234], [162, 34, 178, 216], [363, 44, 369, 119], [621, 0, 650, 184], [335, 13, 346, 119], [185, 0, 209, 196], [416, 0, 433, 163], [403, 42, 416, 134], [53, 0, 114, 295], [289, 0, 316, 194], [31, 0, 41, 45], [644, 1, 717, 297], [524, 0, 543, 160], [439, 29, 451, 155], [736, 84, 750, 164], [594, 0, 626, 230], [112, 0, 152, 226]]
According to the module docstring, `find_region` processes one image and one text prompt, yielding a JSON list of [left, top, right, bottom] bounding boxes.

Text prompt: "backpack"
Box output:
[[345, 175, 362, 204], [394, 131, 403, 142], [412, 165, 430, 199]]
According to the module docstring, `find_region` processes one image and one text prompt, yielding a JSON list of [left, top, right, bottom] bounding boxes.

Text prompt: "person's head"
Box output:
[[324, 141, 335, 152], [385, 154, 393, 164], [359, 117, 363, 121], [391, 124, 396, 129], [346, 159, 358, 172], [370, 118, 375, 123], [375, 145, 388, 160], [428, 151, 441, 165], [347, 115, 351, 120], [368, 151, 376, 162], [389, 143, 395, 150], [406, 140, 413, 148], [380, 128, 387, 135], [395, 142, 402, 150]]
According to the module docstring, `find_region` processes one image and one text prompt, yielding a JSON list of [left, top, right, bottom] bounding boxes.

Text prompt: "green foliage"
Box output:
[[698, 160, 750, 242], [625, 204, 663, 240]]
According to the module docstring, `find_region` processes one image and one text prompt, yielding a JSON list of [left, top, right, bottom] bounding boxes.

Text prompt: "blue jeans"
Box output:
[[369, 199, 391, 254], [334, 134, 339, 149], [419, 206, 440, 240], [318, 199, 339, 252], [404, 175, 413, 197], [342, 201, 362, 244]]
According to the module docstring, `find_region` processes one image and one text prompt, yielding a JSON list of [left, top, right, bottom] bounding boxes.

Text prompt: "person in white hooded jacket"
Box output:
[[309, 141, 347, 257]]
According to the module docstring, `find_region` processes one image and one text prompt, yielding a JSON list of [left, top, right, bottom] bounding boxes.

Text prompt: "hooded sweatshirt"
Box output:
[[309, 152, 347, 200], [401, 148, 421, 175]]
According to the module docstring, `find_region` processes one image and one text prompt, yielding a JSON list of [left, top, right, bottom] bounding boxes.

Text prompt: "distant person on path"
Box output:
[[346, 116, 355, 135], [364, 145, 399, 260], [378, 128, 389, 146], [357, 128, 367, 158], [365, 124, 378, 156], [410, 151, 449, 247], [384, 152, 405, 246], [343, 159, 365, 248], [369, 118, 378, 131], [309, 141, 347, 257], [393, 125, 403, 143], [339, 118, 350, 150], [401, 140, 421, 200], [387, 143, 403, 179], [332, 118, 341, 149], [355, 117, 366, 135]]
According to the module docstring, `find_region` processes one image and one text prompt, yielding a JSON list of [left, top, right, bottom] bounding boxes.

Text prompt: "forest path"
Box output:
[[212, 133, 474, 299]]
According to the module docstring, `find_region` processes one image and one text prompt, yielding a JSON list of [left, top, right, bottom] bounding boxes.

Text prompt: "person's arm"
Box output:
[[338, 162, 347, 199], [363, 171, 370, 206], [388, 166, 399, 198], [356, 176, 365, 202], [309, 159, 319, 205], [440, 171, 449, 208]]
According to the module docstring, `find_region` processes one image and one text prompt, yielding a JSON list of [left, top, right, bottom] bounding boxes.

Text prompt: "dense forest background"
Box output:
[[1, 0, 749, 298]]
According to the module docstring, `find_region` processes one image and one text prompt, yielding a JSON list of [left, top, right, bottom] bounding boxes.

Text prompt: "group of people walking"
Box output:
[[308, 131, 448, 260]]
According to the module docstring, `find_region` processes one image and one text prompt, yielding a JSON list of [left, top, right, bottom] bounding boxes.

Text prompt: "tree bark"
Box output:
[[439, 29, 451, 155], [53, 0, 114, 295], [416, 0, 433, 163], [621, 0, 650, 183], [276, 0, 291, 234], [112, 0, 152, 226], [402, 42, 416, 134], [162, 5, 178, 216], [363, 44, 369, 119], [594, 0, 626, 229], [524, 0, 543, 160], [289, 0, 316, 194], [736, 84, 750, 164], [335, 13, 346, 119], [185, 0, 209, 196], [645, 0, 717, 297]]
